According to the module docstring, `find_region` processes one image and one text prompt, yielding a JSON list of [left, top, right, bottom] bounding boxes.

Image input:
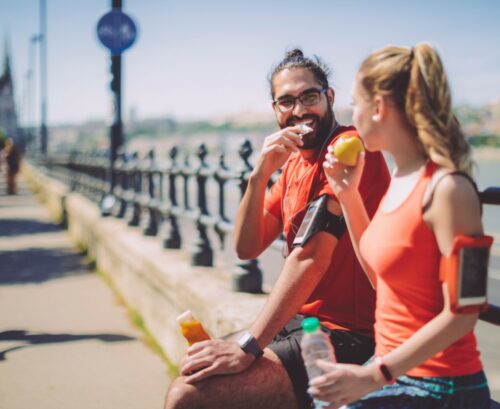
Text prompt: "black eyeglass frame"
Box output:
[[272, 87, 328, 113]]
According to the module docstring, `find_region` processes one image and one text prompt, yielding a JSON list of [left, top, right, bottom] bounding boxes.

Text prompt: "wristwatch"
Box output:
[[237, 331, 264, 359]]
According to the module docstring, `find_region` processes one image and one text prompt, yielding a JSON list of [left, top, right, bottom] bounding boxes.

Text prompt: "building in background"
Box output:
[[0, 45, 20, 147]]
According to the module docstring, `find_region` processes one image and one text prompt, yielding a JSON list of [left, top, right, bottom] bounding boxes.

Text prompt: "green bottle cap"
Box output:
[[301, 317, 320, 333]]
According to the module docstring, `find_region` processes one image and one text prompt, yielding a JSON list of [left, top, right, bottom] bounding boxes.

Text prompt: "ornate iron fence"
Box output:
[[30, 142, 500, 326]]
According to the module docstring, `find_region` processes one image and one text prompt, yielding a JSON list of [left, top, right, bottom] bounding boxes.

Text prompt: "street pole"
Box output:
[[29, 35, 40, 144], [96, 0, 136, 215], [110, 0, 124, 189], [39, 0, 48, 154]]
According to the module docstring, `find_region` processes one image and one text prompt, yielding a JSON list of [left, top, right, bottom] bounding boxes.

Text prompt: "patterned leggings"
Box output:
[[346, 370, 490, 409]]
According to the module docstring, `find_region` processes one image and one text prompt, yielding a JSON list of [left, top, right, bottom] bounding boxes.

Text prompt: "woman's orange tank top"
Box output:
[[360, 161, 482, 377]]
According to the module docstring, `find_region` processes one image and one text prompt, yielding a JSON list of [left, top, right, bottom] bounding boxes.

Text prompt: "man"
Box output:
[[164, 49, 390, 409]]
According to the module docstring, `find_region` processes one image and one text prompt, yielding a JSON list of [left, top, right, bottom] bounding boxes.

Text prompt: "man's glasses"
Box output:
[[273, 88, 327, 113]]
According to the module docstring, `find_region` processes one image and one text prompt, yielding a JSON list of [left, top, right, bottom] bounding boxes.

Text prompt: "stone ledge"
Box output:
[[22, 163, 267, 364]]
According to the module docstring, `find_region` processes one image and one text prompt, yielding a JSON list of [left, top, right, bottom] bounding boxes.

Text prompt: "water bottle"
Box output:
[[301, 317, 336, 409]]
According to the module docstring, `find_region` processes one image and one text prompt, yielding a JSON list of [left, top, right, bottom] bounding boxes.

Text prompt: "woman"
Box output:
[[313, 43, 491, 408]]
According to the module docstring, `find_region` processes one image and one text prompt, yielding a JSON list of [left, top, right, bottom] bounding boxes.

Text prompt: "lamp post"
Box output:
[[39, 0, 48, 154], [28, 34, 41, 145]]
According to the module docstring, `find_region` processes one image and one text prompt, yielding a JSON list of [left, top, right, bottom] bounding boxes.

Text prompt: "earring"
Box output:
[[372, 114, 380, 121]]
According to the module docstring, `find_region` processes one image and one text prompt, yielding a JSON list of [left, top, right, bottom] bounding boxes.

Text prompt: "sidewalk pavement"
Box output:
[[0, 176, 169, 409]]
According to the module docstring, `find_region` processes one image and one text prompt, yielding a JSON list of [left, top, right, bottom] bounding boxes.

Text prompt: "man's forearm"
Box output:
[[249, 236, 336, 348], [233, 172, 270, 259]]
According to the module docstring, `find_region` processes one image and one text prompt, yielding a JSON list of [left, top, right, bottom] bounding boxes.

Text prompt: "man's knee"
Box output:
[[164, 377, 202, 409]]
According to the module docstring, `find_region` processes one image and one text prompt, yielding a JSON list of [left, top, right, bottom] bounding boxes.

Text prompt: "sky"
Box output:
[[1, 0, 500, 126]]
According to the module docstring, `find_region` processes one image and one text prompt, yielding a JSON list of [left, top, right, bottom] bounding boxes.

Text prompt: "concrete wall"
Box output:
[[23, 163, 267, 365]]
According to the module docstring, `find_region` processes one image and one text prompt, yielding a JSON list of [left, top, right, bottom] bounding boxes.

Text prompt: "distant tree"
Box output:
[[0, 127, 7, 150]]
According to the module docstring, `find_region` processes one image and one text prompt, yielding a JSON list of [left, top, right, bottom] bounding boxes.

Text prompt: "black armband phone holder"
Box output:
[[291, 194, 346, 248], [439, 234, 493, 314]]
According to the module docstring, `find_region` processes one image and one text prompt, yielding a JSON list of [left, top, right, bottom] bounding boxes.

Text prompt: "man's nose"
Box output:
[[292, 99, 308, 117]]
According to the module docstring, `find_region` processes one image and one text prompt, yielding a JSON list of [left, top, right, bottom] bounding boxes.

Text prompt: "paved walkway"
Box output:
[[0, 176, 169, 409]]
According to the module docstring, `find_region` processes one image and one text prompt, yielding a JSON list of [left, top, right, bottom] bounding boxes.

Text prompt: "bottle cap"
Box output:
[[176, 310, 194, 323], [301, 317, 321, 333]]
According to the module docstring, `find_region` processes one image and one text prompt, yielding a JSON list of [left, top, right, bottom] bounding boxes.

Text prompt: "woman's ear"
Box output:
[[372, 95, 388, 122]]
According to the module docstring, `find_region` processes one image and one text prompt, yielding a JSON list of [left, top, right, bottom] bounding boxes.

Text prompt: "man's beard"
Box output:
[[285, 105, 334, 149]]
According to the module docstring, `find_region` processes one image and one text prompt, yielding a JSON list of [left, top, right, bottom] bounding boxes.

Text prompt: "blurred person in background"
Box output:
[[2, 137, 22, 194]]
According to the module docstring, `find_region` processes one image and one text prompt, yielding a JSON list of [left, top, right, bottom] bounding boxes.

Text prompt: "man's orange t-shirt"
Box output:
[[264, 126, 390, 337]]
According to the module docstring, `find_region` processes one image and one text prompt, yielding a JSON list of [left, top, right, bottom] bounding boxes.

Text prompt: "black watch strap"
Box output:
[[238, 331, 264, 359]]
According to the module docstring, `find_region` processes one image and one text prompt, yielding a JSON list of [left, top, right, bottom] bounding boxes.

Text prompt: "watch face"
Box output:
[[239, 331, 252, 347]]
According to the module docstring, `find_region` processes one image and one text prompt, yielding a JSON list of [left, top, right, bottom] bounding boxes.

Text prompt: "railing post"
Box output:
[[161, 145, 181, 249], [214, 152, 230, 249], [114, 148, 128, 218], [232, 139, 263, 293], [126, 151, 141, 227], [190, 143, 213, 266], [142, 148, 159, 236]]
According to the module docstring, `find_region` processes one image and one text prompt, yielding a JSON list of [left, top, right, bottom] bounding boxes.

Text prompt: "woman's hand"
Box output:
[[323, 149, 365, 201], [307, 360, 385, 409]]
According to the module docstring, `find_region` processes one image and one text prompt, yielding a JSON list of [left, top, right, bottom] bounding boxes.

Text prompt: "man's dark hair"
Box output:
[[268, 48, 332, 98]]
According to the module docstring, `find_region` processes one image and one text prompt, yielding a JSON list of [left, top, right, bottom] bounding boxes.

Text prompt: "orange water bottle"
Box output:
[[176, 310, 211, 345]]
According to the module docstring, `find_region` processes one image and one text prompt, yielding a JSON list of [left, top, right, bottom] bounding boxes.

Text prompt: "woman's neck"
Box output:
[[386, 127, 427, 177]]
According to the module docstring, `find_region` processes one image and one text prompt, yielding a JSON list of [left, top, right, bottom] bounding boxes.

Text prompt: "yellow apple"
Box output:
[[331, 135, 365, 166]]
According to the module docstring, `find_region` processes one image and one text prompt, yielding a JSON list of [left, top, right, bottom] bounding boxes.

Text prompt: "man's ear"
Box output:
[[327, 87, 335, 106], [271, 101, 279, 118]]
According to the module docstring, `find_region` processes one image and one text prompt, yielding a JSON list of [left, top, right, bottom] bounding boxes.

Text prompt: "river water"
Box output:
[[130, 132, 499, 235]]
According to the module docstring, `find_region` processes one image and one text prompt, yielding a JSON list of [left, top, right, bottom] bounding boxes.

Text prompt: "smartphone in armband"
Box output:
[[440, 235, 493, 313], [292, 195, 329, 248]]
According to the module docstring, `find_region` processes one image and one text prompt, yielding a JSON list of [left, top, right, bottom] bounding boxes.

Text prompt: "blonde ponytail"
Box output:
[[406, 43, 472, 175], [359, 43, 473, 175]]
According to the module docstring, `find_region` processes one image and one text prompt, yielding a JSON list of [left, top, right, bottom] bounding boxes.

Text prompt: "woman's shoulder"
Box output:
[[423, 165, 478, 212], [424, 166, 482, 231]]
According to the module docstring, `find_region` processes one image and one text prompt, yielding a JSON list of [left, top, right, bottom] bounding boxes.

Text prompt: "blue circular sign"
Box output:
[[97, 9, 137, 55]]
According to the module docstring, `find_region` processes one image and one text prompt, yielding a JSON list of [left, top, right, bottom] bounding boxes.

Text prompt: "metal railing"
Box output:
[[31, 143, 500, 325], [34, 140, 271, 294], [479, 188, 500, 325]]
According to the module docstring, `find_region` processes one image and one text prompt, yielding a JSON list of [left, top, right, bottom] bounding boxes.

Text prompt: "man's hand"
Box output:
[[179, 339, 256, 384], [254, 126, 305, 179]]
